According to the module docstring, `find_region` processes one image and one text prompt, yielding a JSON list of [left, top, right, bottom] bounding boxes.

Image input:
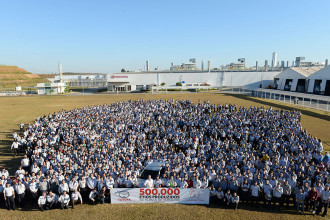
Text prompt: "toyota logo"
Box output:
[[189, 190, 200, 198], [118, 191, 130, 198]]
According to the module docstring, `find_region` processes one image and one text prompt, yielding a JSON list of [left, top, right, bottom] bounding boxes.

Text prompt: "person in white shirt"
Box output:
[[89, 188, 99, 204], [250, 182, 260, 207], [59, 191, 70, 209], [144, 175, 154, 188], [178, 177, 188, 188], [316, 185, 330, 217], [11, 140, 19, 156], [15, 179, 26, 208], [59, 179, 69, 195], [29, 178, 39, 203], [230, 192, 240, 210], [21, 155, 30, 173], [193, 176, 202, 189], [69, 177, 79, 192], [125, 176, 134, 188], [153, 176, 162, 188], [273, 183, 283, 210], [71, 188, 83, 209], [4, 182, 15, 210], [1, 168, 9, 179], [79, 176, 87, 201], [38, 191, 47, 211], [46, 191, 58, 209]]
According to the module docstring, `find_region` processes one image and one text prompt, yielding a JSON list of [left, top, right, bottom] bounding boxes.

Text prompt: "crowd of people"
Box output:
[[1, 99, 329, 217]]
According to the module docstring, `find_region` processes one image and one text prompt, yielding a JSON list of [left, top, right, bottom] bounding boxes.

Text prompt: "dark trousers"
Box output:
[[231, 202, 239, 210], [282, 194, 290, 208], [316, 201, 329, 216], [251, 196, 259, 206], [80, 188, 87, 201], [309, 199, 317, 211], [46, 201, 56, 209], [14, 148, 19, 156], [0, 192, 4, 208], [273, 196, 283, 208], [72, 199, 81, 208], [40, 204, 46, 211], [17, 193, 25, 208], [60, 202, 69, 209], [5, 196, 15, 210]]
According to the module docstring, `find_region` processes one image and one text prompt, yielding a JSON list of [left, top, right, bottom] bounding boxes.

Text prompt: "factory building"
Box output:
[[106, 71, 280, 92], [273, 67, 322, 92], [307, 65, 330, 95]]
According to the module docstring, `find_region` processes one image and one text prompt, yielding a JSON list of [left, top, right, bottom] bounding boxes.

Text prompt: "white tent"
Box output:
[[307, 65, 330, 95], [274, 67, 322, 92]]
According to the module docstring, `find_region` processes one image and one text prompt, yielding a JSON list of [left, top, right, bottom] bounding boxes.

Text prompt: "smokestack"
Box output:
[[287, 61, 289, 68], [207, 60, 210, 71], [326, 59, 329, 66], [265, 60, 268, 71], [201, 60, 204, 70], [256, 61, 258, 71], [146, 60, 149, 71]]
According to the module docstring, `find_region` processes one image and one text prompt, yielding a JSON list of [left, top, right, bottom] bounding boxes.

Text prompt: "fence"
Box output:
[[220, 87, 330, 112]]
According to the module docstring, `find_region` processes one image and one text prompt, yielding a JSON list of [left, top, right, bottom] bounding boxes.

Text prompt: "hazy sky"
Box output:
[[1, 0, 330, 73]]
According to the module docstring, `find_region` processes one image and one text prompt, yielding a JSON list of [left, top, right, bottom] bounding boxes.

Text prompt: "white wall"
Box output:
[[107, 71, 280, 90]]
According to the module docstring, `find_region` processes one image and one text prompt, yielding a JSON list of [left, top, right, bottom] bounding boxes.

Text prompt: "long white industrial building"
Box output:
[[106, 71, 280, 91]]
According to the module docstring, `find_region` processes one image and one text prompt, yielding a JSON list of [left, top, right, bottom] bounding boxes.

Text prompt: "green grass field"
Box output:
[[0, 93, 329, 220]]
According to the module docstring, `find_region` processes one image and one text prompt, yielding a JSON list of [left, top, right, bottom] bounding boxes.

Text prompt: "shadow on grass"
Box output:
[[0, 129, 23, 174], [224, 93, 330, 122]]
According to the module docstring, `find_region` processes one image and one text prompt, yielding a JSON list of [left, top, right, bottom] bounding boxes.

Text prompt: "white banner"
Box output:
[[111, 188, 209, 204]]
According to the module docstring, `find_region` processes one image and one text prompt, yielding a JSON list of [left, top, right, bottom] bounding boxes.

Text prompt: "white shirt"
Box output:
[[193, 179, 202, 188], [15, 184, 26, 194], [38, 195, 47, 205], [4, 186, 14, 197], [71, 191, 83, 202], [59, 183, 69, 194], [21, 158, 30, 167], [69, 181, 78, 191], [251, 185, 260, 197], [59, 194, 70, 204], [47, 194, 58, 203], [144, 179, 154, 188]]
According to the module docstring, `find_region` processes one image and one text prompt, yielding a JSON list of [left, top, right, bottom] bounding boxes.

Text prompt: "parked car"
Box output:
[[136, 162, 166, 188]]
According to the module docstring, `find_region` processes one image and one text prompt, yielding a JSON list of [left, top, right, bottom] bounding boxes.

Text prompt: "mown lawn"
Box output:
[[0, 93, 329, 220]]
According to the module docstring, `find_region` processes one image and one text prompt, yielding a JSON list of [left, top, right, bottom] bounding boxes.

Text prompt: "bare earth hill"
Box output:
[[0, 65, 50, 89]]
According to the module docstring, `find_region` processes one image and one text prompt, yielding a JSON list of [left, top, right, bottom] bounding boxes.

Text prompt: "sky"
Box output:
[[0, 0, 330, 74]]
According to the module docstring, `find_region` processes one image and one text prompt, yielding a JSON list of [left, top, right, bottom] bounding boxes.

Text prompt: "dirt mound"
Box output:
[[0, 65, 50, 88], [0, 65, 29, 74]]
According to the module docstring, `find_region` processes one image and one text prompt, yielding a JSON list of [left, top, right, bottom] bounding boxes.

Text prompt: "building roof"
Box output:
[[308, 65, 330, 79], [275, 67, 322, 79], [290, 67, 322, 77]]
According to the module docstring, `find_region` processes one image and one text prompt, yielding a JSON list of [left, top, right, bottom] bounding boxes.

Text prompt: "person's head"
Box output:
[[233, 192, 237, 197], [148, 175, 152, 180], [63, 191, 67, 195], [42, 191, 46, 196]]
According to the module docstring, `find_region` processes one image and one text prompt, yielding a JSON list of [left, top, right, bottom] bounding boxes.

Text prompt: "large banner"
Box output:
[[111, 188, 209, 204]]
